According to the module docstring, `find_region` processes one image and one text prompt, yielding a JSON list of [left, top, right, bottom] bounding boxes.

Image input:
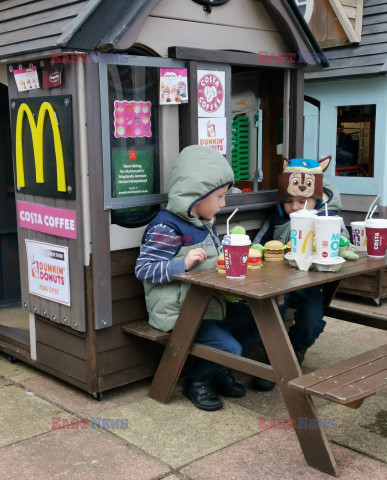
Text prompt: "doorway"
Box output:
[[0, 83, 29, 350]]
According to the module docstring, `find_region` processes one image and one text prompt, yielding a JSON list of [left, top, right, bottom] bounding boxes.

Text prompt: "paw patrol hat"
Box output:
[[277, 156, 332, 215]]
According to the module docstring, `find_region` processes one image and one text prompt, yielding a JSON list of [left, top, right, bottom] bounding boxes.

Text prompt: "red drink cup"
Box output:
[[222, 234, 251, 278], [365, 218, 387, 257]]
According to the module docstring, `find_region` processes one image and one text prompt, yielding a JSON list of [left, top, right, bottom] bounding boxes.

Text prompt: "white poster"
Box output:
[[198, 117, 227, 155], [13, 67, 40, 92], [197, 70, 225, 117], [26, 240, 70, 306]]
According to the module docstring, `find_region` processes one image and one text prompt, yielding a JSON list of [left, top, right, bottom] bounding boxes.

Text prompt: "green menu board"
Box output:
[[114, 149, 152, 198]]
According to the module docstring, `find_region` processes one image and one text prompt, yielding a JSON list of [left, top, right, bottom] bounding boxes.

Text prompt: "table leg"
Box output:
[[249, 297, 339, 477], [148, 284, 213, 403]]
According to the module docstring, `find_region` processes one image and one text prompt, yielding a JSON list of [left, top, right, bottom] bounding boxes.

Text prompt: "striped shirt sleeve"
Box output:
[[135, 223, 186, 284]]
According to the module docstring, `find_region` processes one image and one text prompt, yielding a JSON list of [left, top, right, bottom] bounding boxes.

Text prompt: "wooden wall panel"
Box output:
[[7, 61, 86, 332]]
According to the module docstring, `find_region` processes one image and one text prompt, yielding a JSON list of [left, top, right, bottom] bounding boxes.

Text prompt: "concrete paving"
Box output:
[[0, 296, 386, 479]]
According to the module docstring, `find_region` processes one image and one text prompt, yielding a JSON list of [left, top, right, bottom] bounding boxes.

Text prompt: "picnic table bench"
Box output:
[[123, 253, 387, 477]]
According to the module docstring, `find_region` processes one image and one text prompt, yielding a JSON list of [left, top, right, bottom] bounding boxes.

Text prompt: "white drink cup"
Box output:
[[314, 216, 343, 260], [351, 221, 367, 251], [290, 210, 317, 259]]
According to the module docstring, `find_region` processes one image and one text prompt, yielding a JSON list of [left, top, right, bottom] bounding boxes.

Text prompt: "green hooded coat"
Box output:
[[141, 145, 234, 332]]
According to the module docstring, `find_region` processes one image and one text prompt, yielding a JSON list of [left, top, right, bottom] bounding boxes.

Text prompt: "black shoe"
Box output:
[[212, 369, 246, 398], [252, 351, 276, 391], [294, 348, 308, 366], [183, 379, 223, 411]]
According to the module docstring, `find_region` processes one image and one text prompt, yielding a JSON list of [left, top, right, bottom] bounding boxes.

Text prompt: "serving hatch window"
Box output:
[[336, 104, 375, 178], [99, 56, 186, 211]]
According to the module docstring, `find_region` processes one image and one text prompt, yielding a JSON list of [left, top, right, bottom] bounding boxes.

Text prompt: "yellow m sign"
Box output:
[[15, 102, 66, 192]]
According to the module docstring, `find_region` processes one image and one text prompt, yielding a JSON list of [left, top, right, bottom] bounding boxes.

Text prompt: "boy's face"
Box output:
[[283, 196, 315, 215], [191, 185, 228, 220]]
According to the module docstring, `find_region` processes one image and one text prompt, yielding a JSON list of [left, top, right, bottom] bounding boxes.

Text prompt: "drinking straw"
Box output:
[[325, 203, 328, 216], [303, 201, 307, 210], [227, 208, 238, 235], [365, 194, 380, 222], [369, 204, 377, 220]]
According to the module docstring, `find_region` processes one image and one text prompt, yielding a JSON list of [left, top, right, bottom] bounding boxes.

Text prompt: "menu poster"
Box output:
[[198, 117, 227, 155], [114, 100, 152, 138], [13, 67, 40, 92], [114, 149, 153, 198], [160, 68, 188, 105], [197, 70, 225, 118]]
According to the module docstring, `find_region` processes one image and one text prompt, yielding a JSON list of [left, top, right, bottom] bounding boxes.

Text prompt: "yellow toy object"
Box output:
[[16, 102, 66, 192]]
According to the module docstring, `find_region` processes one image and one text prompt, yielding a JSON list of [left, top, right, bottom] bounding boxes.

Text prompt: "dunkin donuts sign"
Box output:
[[197, 70, 225, 117]]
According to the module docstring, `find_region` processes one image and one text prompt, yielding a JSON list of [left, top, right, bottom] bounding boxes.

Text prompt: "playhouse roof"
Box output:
[[306, 0, 387, 80], [0, 0, 326, 65]]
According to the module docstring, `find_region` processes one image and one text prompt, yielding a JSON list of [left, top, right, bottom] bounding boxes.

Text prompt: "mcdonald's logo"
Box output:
[[11, 96, 74, 199], [301, 230, 314, 254], [15, 102, 66, 192]]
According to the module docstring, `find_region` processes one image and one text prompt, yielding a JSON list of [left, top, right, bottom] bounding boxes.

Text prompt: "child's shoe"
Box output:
[[183, 378, 223, 411], [212, 369, 246, 398], [294, 348, 308, 366]]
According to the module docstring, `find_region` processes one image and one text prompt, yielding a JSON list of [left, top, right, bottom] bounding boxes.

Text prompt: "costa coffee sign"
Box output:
[[197, 70, 225, 117]]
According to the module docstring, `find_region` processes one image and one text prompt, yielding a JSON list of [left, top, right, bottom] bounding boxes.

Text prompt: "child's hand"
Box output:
[[185, 248, 207, 271]]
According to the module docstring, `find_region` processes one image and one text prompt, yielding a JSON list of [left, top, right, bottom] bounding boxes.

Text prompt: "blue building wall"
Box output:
[[304, 76, 387, 205]]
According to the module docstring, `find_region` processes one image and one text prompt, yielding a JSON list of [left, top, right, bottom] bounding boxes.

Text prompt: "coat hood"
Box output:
[[166, 145, 234, 227]]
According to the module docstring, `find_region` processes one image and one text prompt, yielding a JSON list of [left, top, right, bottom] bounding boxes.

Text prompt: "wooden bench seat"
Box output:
[[122, 319, 276, 381], [122, 320, 170, 345], [288, 344, 387, 409]]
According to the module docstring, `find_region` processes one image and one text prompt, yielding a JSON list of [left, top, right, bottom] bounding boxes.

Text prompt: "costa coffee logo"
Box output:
[[322, 251, 328, 258], [49, 72, 60, 83], [198, 73, 224, 113]]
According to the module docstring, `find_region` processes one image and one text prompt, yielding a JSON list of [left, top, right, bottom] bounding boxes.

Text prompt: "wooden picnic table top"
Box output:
[[174, 253, 387, 300]]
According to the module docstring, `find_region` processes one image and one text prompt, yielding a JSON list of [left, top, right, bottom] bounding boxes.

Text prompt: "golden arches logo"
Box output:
[[15, 102, 66, 192], [301, 230, 314, 254]]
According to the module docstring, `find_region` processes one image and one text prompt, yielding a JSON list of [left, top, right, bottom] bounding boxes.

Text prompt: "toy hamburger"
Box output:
[[264, 240, 286, 262], [286, 241, 291, 253], [247, 248, 263, 269], [216, 253, 226, 274]]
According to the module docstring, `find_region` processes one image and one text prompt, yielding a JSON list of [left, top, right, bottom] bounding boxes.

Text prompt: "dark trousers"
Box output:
[[279, 285, 326, 351], [188, 302, 260, 382]]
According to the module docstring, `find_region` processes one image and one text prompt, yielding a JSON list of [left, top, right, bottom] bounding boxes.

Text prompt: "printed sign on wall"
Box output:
[[13, 67, 40, 92], [198, 117, 227, 154], [114, 148, 153, 198], [197, 70, 225, 117], [10, 96, 74, 199], [17, 201, 77, 239], [160, 68, 188, 105], [26, 240, 70, 306], [114, 101, 151, 138]]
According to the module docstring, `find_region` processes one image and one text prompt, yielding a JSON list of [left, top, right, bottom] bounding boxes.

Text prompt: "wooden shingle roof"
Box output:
[[306, 0, 387, 79], [0, 0, 326, 65]]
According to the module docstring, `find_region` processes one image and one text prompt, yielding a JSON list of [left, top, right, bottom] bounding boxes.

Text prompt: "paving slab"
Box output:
[[0, 377, 12, 388], [21, 374, 151, 417], [0, 385, 70, 448], [181, 427, 387, 480], [316, 392, 387, 463], [301, 332, 377, 372], [345, 327, 387, 347], [229, 373, 288, 418], [323, 316, 365, 335], [0, 428, 170, 480], [98, 388, 264, 468], [0, 352, 42, 382]]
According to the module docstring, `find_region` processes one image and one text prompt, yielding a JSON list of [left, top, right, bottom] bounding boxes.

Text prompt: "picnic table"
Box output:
[[124, 253, 387, 477]]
